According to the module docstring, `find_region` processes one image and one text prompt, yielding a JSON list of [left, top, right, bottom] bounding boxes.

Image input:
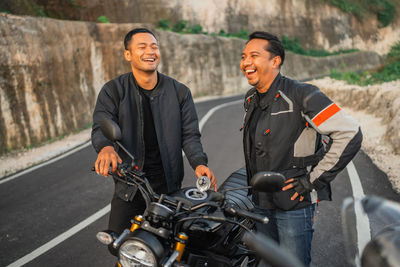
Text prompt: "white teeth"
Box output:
[[246, 69, 255, 73], [144, 59, 155, 62]]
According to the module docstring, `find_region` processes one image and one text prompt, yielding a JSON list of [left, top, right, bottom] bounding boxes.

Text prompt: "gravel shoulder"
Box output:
[[309, 78, 400, 193]]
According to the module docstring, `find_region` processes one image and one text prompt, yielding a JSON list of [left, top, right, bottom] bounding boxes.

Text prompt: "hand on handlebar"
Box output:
[[94, 146, 122, 177], [195, 165, 217, 191]]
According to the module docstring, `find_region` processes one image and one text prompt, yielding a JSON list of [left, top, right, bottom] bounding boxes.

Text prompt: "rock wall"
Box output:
[[0, 13, 382, 154], [4, 0, 398, 55]]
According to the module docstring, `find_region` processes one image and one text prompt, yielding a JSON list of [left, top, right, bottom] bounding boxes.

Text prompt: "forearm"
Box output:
[[310, 127, 362, 189]]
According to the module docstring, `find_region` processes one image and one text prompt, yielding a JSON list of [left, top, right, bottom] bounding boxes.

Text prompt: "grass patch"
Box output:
[[158, 19, 247, 39], [97, 15, 110, 23], [1, 0, 86, 20], [330, 41, 400, 85], [323, 0, 397, 27], [282, 35, 359, 57], [158, 19, 359, 58]]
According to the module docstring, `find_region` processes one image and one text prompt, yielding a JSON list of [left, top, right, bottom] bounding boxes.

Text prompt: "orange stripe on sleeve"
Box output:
[[312, 103, 341, 127]]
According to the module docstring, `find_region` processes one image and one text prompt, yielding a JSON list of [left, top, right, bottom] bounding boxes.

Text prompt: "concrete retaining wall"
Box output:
[[0, 13, 382, 154]]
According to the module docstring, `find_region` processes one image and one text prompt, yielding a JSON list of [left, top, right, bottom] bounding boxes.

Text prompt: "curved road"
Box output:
[[1, 95, 399, 267]]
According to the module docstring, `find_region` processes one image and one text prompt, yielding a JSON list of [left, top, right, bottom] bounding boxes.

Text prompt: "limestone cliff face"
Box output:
[[21, 0, 400, 55], [0, 14, 133, 153], [0, 13, 381, 154]]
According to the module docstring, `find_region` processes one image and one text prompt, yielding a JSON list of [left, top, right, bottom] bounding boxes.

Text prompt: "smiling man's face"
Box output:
[[240, 38, 280, 93], [124, 32, 160, 73]]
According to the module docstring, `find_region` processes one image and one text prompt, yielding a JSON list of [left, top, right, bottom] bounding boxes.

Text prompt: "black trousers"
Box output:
[[107, 192, 146, 256]]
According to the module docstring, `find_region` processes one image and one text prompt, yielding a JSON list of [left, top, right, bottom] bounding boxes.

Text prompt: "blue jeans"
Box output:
[[255, 204, 315, 266]]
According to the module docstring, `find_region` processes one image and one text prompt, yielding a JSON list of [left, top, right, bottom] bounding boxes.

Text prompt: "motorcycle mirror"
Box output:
[[250, 172, 285, 193], [100, 119, 122, 141], [361, 224, 400, 267]]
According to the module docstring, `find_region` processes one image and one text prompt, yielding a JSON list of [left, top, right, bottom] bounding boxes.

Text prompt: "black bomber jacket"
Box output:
[[91, 72, 208, 201], [243, 74, 362, 210]]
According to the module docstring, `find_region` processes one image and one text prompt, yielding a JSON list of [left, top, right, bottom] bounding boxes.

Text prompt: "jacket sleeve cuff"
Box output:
[[190, 157, 208, 170], [312, 179, 326, 190], [93, 139, 114, 153]]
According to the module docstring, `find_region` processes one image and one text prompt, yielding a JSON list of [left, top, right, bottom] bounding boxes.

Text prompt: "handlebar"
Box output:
[[242, 232, 305, 267], [224, 205, 269, 224]]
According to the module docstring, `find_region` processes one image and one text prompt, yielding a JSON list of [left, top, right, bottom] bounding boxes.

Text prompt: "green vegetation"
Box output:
[[158, 19, 247, 38], [216, 29, 248, 39], [158, 19, 360, 58], [97, 15, 110, 23], [282, 35, 359, 57], [158, 19, 205, 34], [330, 41, 400, 85], [158, 19, 170, 30], [0, 0, 86, 20], [323, 0, 397, 27]]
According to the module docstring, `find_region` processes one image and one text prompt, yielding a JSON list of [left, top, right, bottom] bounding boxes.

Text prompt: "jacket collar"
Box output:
[[256, 73, 281, 110], [130, 72, 164, 96]]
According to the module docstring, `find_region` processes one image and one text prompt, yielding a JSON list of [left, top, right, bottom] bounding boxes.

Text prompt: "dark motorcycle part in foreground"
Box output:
[[342, 196, 400, 267]]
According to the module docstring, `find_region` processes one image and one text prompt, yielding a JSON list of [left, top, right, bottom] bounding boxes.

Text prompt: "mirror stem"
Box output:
[[115, 141, 136, 166]]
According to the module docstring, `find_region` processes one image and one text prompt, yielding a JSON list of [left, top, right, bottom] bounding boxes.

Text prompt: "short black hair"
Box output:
[[124, 28, 157, 50], [248, 31, 285, 66]]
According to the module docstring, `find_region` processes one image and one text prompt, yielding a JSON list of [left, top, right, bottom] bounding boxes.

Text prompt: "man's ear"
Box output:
[[124, 49, 131, 62], [273, 56, 282, 69]]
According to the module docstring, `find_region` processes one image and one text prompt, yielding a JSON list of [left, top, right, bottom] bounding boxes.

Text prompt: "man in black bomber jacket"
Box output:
[[240, 31, 362, 266], [91, 28, 216, 256]]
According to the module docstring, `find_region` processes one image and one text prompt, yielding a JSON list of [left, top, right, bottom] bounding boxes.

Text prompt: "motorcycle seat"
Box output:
[[218, 167, 254, 211]]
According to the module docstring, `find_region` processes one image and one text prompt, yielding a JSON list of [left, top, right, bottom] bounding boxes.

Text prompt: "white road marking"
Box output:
[[346, 161, 371, 267], [0, 141, 91, 185], [199, 99, 243, 132], [183, 99, 242, 157], [8, 98, 243, 266], [7, 204, 111, 267]]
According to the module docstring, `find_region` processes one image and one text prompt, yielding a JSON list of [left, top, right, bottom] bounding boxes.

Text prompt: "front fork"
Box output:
[[116, 216, 189, 267]]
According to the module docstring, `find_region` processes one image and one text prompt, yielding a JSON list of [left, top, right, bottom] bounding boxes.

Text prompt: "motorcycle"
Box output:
[[342, 195, 400, 267], [94, 118, 303, 267]]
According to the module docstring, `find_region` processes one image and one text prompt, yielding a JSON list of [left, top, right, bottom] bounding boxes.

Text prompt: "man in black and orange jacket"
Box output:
[[240, 31, 362, 266]]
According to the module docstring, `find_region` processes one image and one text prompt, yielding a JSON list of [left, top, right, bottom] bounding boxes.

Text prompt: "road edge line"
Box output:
[[0, 141, 91, 185], [6, 204, 111, 267], [346, 161, 371, 266]]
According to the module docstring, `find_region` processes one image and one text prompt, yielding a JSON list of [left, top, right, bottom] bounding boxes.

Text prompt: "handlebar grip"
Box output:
[[242, 232, 304, 267], [92, 163, 128, 176], [91, 166, 114, 176], [225, 206, 269, 224]]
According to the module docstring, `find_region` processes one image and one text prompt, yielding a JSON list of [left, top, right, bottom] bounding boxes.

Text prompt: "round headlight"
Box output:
[[119, 240, 157, 267]]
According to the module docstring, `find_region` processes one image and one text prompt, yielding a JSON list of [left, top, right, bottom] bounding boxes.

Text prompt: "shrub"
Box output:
[[330, 41, 400, 85], [172, 20, 187, 32], [323, 0, 397, 27], [188, 24, 203, 34], [158, 19, 170, 30], [97, 15, 110, 23], [282, 35, 359, 57]]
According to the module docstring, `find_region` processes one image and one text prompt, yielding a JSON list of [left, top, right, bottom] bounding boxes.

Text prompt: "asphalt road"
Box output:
[[1, 95, 399, 267]]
